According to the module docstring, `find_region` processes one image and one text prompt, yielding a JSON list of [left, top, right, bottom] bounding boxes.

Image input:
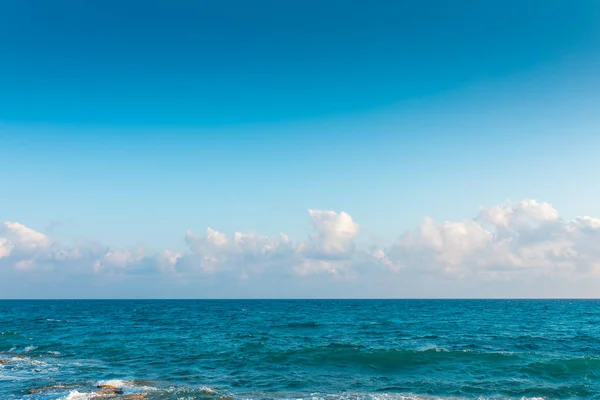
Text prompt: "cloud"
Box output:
[[303, 209, 359, 257], [3, 200, 600, 296], [1, 222, 52, 253], [181, 209, 360, 277], [381, 200, 600, 279], [182, 228, 295, 275]]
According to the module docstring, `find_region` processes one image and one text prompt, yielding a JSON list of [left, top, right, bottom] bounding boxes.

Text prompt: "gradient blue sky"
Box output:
[[1, 1, 600, 298]]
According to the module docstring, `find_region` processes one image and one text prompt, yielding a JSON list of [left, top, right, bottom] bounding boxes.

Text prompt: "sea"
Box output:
[[0, 300, 599, 400]]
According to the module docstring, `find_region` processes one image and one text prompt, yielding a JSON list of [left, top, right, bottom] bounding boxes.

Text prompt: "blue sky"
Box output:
[[1, 0, 600, 298]]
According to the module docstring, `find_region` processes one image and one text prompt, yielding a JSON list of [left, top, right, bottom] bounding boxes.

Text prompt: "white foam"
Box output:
[[9, 356, 47, 365], [415, 345, 450, 352], [96, 378, 158, 393], [63, 390, 96, 400], [24, 345, 37, 352]]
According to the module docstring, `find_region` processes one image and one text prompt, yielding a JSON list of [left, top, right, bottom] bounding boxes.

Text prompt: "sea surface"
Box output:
[[0, 300, 599, 400]]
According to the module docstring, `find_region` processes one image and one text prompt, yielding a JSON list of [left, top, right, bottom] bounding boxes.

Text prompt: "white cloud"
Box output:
[[183, 228, 294, 275], [371, 248, 401, 272], [0, 222, 52, 253], [92, 248, 146, 274], [303, 209, 359, 257], [155, 249, 182, 274], [181, 209, 360, 277], [3, 200, 600, 292], [293, 259, 340, 276], [383, 200, 600, 279], [477, 199, 559, 229]]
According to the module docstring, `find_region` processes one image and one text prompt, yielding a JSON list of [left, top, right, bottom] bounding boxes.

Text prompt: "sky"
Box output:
[[1, 0, 600, 298]]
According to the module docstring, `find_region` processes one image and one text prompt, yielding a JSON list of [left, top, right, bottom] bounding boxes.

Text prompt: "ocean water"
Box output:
[[0, 300, 599, 400]]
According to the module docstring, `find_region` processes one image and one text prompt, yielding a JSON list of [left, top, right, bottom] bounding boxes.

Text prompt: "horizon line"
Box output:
[[1, 298, 599, 301]]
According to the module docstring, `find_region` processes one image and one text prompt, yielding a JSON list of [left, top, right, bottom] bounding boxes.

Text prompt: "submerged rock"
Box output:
[[0, 359, 8, 364], [121, 395, 146, 399], [97, 384, 122, 390], [27, 384, 79, 394], [131, 379, 154, 387], [95, 384, 124, 395], [97, 388, 125, 395]]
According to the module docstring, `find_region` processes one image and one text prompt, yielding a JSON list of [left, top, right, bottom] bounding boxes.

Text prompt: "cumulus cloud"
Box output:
[[3, 200, 600, 290], [0, 209, 361, 280], [183, 228, 295, 275], [303, 209, 359, 257], [381, 200, 600, 279], [181, 209, 360, 277], [1, 222, 52, 253]]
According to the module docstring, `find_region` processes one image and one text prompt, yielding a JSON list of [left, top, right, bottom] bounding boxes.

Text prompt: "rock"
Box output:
[[97, 388, 124, 395], [97, 384, 120, 389], [27, 385, 78, 394], [96, 385, 124, 395], [122, 395, 146, 399], [0, 359, 8, 364]]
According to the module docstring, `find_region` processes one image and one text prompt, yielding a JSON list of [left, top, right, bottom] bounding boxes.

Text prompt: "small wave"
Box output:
[[415, 345, 450, 352], [24, 345, 37, 352], [522, 355, 600, 376], [10, 355, 47, 365], [266, 345, 520, 370]]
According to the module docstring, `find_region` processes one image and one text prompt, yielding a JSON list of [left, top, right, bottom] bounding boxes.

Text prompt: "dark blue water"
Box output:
[[1, 300, 599, 400]]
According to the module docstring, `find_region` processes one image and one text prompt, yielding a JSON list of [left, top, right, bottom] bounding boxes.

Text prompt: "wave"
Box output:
[[259, 344, 600, 377], [25, 379, 158, 399], [57, 387, 546, 400], [264, 345, 521, 369], [1, 368, 556, 400], [24, 345, 37, 353], [521, 355, 600, 375], [64, 391, 93, 400]]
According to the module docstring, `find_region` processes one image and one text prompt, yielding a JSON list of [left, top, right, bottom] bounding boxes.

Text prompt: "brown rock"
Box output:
[[97, 384, 120, 389], [96, 386, 124, 395], [122, 395, 146, 399], [0, 359, 8, 364]]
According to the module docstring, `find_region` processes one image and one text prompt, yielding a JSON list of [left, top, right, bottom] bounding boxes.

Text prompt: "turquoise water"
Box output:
[[0, 300, 599, 399]]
